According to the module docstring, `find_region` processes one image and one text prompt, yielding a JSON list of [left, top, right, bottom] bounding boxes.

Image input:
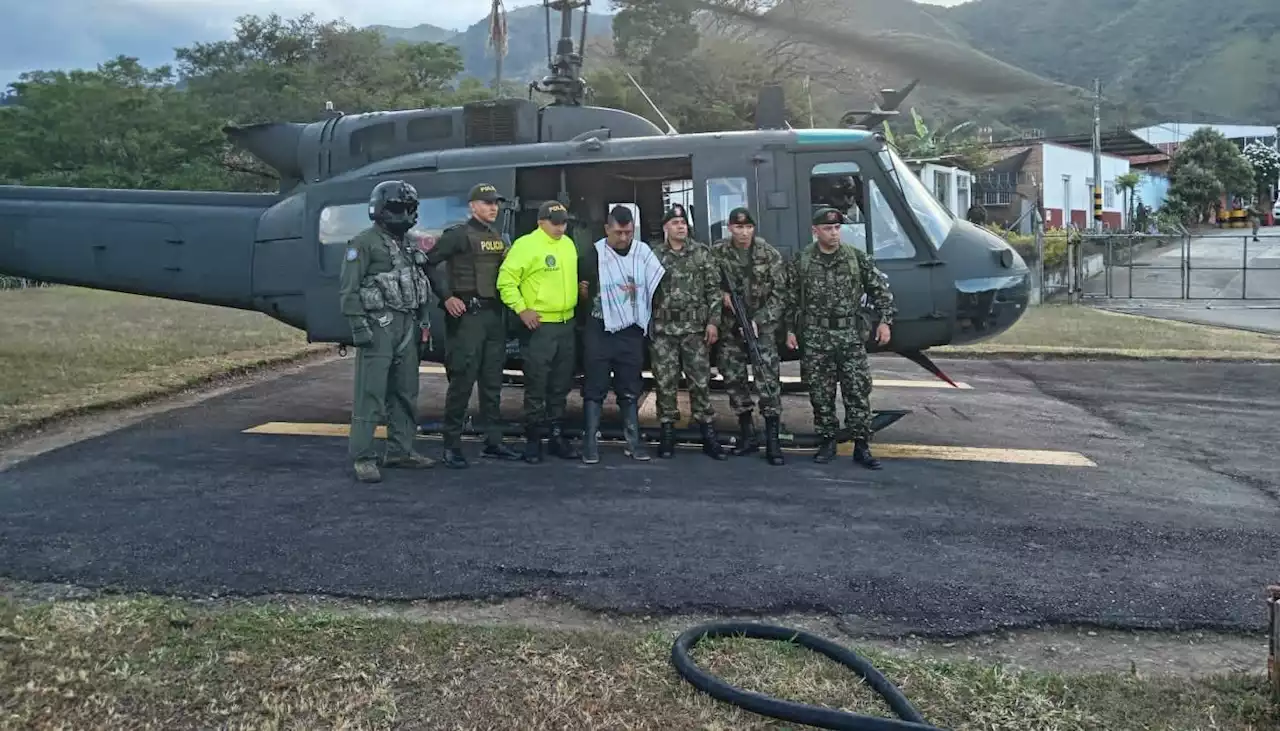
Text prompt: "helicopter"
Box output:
[[0, 0, 1033, 392]]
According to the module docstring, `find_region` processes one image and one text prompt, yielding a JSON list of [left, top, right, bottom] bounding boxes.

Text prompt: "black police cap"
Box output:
[[469, 183, 505, 203], [538, 200, 569, 223]]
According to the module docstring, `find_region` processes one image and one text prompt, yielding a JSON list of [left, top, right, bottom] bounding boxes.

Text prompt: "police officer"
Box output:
[[711, 207, 787, 466], [649, 204, 727, 460], [425, 183, 523, 468], [497, 200, 581, 463], [338, 180, 437, 482], [786, 207, 896, 469]]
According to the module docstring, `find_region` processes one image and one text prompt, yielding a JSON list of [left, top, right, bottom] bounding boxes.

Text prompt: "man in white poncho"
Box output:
[[576, 205, 666, 464]]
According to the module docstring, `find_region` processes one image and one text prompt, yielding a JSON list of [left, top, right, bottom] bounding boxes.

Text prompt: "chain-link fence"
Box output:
[[0, 276, 52, 290]]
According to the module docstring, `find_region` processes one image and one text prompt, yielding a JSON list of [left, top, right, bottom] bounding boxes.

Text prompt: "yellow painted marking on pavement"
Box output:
[[242, 422, 1093, 466], [418, 363, 971, 390]]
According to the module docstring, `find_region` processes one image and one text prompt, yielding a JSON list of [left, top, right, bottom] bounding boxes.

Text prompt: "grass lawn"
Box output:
[[939, 304, 1280, 360], [0, 287, 328, 436], [0, 597, 1273, 730]]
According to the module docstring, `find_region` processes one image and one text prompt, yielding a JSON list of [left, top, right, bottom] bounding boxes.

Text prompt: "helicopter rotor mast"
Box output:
[[531, 0, 592, 106]]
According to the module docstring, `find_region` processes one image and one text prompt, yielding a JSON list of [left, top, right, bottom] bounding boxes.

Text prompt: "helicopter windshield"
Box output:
[[877, 147, 956, 250]]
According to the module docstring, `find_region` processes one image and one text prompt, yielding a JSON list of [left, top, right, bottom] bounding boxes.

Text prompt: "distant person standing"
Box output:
[[576, 205, 666, 464], [1246, 200, 1262, 242], [338, 180, 437, 482], [966, 202, 987, 225], [497, 200, 581, 463]]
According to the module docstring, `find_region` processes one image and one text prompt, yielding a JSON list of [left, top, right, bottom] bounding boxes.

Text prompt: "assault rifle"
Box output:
[[719, 264, 765, 371]]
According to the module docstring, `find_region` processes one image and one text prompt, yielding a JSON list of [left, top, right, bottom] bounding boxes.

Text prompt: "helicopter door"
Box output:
[[307, 169, 517, 346], [791, 153, 943, 330]]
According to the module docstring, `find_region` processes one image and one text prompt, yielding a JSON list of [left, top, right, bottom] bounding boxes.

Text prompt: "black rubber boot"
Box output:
[[657, 422, 676, 459], [764, 415, 785, 466], [732, 411, 759, 456], [622, 399, 651, 461], [522, 423, 543, 464], [581, 400, 602, 464], [700, 421, 728, 461], [441, 447, 469, 469], [853, 439, 882, 470], [813, 438, 836, 464], [547, 420, 580, 460]]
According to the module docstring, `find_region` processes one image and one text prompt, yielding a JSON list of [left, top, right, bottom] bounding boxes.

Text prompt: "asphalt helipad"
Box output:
[[0, 355, 1276, 636]]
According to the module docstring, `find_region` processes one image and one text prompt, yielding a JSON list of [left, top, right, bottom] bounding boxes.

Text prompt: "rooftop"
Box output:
[[985, 130, 1165, 158], [1132, 123, 1278, 145]]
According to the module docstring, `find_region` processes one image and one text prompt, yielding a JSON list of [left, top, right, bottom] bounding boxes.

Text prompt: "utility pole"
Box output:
[[1092, 78, 1103, 232]]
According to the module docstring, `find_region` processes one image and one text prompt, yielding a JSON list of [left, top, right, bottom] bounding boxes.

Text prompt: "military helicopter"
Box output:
[[0, 0, 1033, 393]]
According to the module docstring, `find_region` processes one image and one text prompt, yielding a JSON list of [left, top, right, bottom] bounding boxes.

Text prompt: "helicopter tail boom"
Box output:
[[0, 186, 279, 310]]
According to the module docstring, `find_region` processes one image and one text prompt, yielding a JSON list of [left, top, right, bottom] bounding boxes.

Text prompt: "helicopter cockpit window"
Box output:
[[877, 147, 955, 251], [706, 177, 749, 242], [866, 179, 917, 260], [809, 163, 868, 255], [318, 195, 469, 252]]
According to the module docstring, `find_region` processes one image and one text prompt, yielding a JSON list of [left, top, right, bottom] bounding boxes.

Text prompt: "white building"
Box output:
[[1131, 123, 1277, 150], [917, 162, 973, 218], [1039, 143, 1131, 230]]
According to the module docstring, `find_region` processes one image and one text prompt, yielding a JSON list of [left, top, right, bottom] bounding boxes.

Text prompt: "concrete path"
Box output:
[[0, 357, 1277, 636]]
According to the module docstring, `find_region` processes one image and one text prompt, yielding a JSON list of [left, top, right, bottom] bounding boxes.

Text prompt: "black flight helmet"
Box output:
[[369, 180, 419, 235]]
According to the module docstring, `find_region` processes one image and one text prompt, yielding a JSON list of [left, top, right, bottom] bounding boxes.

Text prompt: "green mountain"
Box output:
[[934, 0, 1280, 124], [372, 23, 458, 44]]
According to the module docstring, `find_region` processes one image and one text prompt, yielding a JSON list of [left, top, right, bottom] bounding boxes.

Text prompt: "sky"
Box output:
[[1, 0, 968, 88]]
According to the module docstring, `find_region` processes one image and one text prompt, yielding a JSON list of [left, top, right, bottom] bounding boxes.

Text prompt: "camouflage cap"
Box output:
[[727, 207, 754, 226], [812, 206, 845, 225], [538, 199, 569, 224], [469, 183, 505, 203]]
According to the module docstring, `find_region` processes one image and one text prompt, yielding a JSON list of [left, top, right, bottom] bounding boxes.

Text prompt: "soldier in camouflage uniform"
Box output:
[[648, 204, 727, 460], [785, 206, 896, 469], [711, 207, 787, 466], [338, 180, 438, 483]]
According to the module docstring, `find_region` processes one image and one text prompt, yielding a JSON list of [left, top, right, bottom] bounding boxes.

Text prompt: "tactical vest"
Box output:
[[357, 232, 431, 315], [448, 221, 506, 299], [795, 243, 863, 323]]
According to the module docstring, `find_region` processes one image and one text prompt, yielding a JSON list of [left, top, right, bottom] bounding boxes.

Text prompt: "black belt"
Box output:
[[804, 314, 859, 329], [457, 294, 499, 309]]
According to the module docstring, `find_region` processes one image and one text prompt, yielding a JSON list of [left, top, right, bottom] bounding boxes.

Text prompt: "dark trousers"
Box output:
[[521, 320, 576, 427], [582, 317, 645, 404], [442, 303, 505, 448]]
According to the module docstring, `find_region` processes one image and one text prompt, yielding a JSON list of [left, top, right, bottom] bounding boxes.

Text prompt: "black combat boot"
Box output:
[[657, 422, 676, 459], [581, 400, 602, 464], [547, 420, 580, 460], [522, 423, 544, 464], [732, 411, 759, 456], [813, 437, 837, 464], [621, 399, 651, 461], [699, 420, 728, 461], [853, 439, 882, 470], [763, 415, 785, 466], [441, 447, 469, 469], [482, 442, 522, 461]]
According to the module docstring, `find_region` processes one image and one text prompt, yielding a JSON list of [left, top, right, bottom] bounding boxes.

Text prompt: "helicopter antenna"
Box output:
[[487, 0, 509, 94], [531, 0, 591, 106], [624, 71, 678, 135]]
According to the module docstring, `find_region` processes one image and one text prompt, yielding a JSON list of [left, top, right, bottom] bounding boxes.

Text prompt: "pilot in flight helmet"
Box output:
[[368, 180, 419, 236]]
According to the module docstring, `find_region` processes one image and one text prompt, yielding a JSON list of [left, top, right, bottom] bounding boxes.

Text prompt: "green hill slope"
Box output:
[[372, 23, 457, 44], [937, 0, 1280, 123]]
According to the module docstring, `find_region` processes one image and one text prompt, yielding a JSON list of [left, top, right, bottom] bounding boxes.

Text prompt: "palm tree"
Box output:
[[1116, 172, 1140, 231]]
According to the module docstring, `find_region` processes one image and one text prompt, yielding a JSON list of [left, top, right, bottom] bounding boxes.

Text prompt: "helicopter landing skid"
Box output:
[[417, 410, 908, 450]]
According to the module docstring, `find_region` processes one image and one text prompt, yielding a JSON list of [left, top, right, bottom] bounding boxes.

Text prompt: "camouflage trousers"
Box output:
[[649, 330, 714, 425], [717, 326, 781, 418], [801, 331, 873, 441]]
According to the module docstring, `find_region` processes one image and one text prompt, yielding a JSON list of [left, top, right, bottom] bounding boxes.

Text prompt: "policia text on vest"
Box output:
[[424, 183, 524, 467], [496, 200, 583, 462]]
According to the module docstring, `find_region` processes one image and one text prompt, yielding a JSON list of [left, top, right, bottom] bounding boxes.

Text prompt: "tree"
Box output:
[[1115, 171, 1140, 230], [1242, 141, 1279, 203], [1166, 127, 1255, 222], [881, 108, 989, 170]]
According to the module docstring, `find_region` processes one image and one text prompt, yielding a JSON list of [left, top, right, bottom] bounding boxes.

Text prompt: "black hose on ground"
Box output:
[[671, 622, 948, 731]]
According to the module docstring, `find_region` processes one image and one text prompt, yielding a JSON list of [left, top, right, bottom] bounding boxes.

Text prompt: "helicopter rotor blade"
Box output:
[[688, 0, 1059, 96]]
